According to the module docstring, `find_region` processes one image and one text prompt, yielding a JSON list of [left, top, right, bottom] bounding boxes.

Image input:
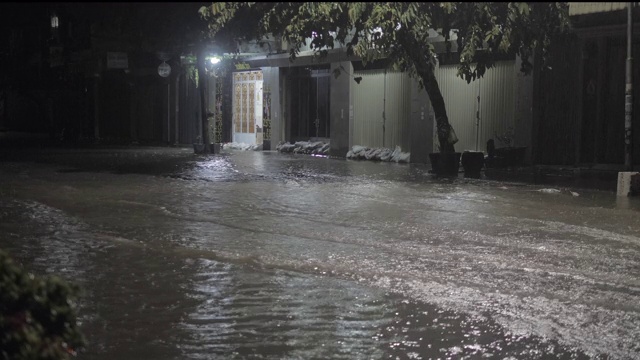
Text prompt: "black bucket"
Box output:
[[429, 152, 461, 176]]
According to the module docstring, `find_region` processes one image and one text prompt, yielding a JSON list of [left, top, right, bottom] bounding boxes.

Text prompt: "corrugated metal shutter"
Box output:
[[352, 69, 411, 151], [569, 2, 635, 16], [478, 61, 516, 149], [434, 60, 516, 152], [434, 65, 478, 152]]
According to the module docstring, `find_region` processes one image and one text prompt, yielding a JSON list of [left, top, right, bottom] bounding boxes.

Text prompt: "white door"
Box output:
[[232, 70, 263, 145]]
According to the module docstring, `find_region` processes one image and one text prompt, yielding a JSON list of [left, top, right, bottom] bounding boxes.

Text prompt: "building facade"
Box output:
[[222, 36, 532, 164], [532, 2, 640, 167]]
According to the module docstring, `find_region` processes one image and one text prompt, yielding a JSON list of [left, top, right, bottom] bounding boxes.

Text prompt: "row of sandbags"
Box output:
[[346, 145, 410, 163], [222, 142, 263, 151], [276, 141, 330, 155]]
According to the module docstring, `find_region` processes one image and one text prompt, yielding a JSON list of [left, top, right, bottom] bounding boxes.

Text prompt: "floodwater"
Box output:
[[1, 147, 639, 359]]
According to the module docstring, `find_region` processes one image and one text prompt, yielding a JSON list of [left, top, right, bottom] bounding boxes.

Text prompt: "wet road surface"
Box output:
[[1, 147, 639, 359]]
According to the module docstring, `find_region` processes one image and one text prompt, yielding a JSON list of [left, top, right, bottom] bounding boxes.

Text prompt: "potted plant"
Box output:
[[193, 135, 206, 153], [488, 127, 526, 168], [461, 150, 484, 178], [429, 152, 461, 175], [429, 124, 461, 176]]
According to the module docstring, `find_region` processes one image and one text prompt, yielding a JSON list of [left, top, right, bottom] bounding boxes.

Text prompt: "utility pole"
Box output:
[[197, 47, 210, 153], [174, 72, 180, 146], [625, 2, 633, 170]]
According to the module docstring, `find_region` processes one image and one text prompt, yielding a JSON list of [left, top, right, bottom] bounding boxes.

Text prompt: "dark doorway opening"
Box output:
[[580, 36, 640, 165], [289, 66, 330, 142]]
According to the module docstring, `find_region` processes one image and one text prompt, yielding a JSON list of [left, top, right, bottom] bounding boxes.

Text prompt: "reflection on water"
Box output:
[[179, 258, 594, 360], [0, 149, 637, 359], [179, 259, 389, 359]]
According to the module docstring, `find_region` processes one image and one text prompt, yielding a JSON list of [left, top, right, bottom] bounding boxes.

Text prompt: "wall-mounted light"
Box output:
[[209, 56, 221, 65], [51, 13, 59, 29]]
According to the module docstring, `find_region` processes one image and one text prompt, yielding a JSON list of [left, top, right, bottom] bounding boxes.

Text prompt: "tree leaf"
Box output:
[[518, 3, 530, 16]]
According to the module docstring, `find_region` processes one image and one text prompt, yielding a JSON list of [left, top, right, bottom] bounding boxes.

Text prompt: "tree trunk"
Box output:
[[197, 48, 210, 153], [417, 66, 456, 153]]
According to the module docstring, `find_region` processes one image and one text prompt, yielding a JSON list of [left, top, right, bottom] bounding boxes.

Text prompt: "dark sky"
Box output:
[[0, 2, 209, 35]]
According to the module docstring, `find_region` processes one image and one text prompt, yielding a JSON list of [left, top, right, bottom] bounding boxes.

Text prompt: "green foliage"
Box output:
[[183, 53, 238, 88], [0, 250, 84, 360], [187, 65, 199, 88], [200, 2, 571, 85]]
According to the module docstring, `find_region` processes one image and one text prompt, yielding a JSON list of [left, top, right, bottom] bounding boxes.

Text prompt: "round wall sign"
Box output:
[[158, 62, 171, 77]]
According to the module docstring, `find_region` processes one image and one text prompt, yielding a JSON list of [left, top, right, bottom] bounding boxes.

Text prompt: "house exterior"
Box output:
[[216, 3, 638, 169], [532, 2, 639, 167], [221, 31, 533, 164]]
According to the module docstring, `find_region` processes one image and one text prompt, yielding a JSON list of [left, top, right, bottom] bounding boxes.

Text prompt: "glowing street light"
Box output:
[[51, 13, 59, 29]]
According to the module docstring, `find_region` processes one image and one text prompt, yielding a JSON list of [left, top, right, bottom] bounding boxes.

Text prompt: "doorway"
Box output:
[[289, 66, 330, 141], [232, 70, 263, 145]]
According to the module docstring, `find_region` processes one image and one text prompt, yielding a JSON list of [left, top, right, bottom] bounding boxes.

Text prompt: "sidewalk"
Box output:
[[484, 165, 621, 192], [0, 130, 626, 192], [0, 130, 174, 149]]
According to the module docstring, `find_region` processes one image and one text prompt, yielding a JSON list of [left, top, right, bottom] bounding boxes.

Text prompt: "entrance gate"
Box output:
[[289, 67, 330, 141], [232, 70, 263, 145]]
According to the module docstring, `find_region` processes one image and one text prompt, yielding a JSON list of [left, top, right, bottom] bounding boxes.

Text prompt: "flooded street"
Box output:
[[1, 147, 639, 359]]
